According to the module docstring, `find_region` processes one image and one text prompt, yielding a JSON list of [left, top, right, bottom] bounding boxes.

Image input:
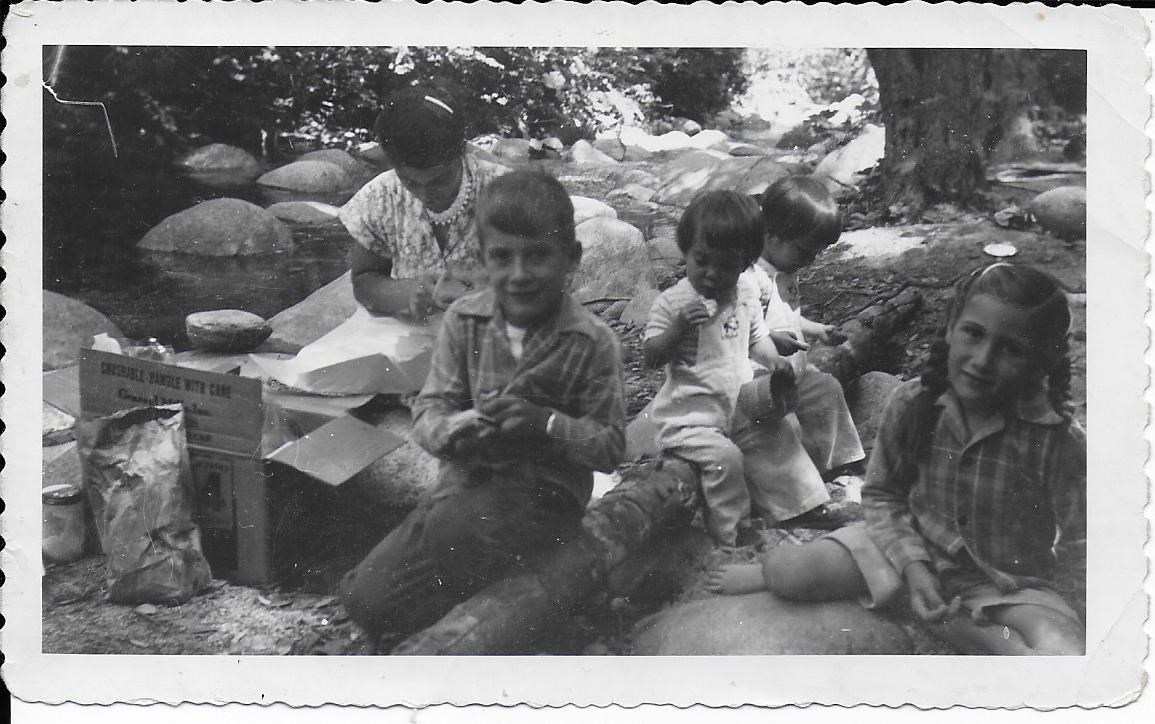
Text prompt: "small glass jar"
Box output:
[[43, 484, 87, 564]]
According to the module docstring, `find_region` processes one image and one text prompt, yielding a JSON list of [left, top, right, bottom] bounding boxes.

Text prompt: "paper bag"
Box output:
[[76, 404, 212, 603]]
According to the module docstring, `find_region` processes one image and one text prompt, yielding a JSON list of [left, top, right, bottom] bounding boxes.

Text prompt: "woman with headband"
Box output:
[[339, 84, 508, 322]]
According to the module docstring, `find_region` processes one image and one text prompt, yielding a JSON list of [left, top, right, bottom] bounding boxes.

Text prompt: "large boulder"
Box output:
[[572, 217, 653, 302], [570, 196, 618, 226], [653, 151, 726, 206], [688, 129, 729, 150], [612, 168, 661, 189], [185, 309, 273, 353], [632, 593, 914, 655], [139, 198, 293, 256], [257, 160, 356, 194], [729, 143, 768, 157], [846, 371, 903, 450], [491, 138, 533, 164], [297, 149, 377, 180], [593, 138, 628, 162], [702, 156, 790, 197], [618, 288, 661, 330], [352, 141, 391, 168], [622, 144, 654, 162], [813, 124, 886, 196], [467, 142, 507, 166], [266, 270, 360, 349], [679, 118, 703, 136], [569, 139, 618, 165], [647, 130, 695, 153], [1029, 185, 1086, 240], [266, 200, 342, 226], [606, 184, 656, 204], [655, 153, 789, 207], [624, 400, 659, 460], [175, 143, 261, 175], [43, 291, 124, 370]]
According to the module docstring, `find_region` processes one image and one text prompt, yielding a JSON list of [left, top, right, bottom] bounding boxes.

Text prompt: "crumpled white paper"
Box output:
[[249, 308, 437, 395]]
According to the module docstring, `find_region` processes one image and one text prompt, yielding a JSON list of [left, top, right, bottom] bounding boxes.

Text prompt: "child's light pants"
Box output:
[[792, 365, 866, 473], [660, 409, 830, 545]]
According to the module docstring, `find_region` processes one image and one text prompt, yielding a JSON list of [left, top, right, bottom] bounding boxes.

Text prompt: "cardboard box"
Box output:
[[70, 349, 404, 585]]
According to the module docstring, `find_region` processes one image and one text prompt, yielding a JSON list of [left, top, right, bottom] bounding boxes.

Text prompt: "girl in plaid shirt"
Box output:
[[709, 263, 1086, 655]]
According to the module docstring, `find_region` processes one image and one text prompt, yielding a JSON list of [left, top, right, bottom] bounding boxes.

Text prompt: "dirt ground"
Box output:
[[41, 155, 1087, 657]]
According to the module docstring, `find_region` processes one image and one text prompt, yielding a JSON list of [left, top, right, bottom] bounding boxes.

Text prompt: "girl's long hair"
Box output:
[[899, 262, 1074, 467]]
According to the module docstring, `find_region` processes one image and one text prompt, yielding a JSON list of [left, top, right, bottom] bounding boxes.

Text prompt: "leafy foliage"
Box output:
[[43, 46, 748, 160]]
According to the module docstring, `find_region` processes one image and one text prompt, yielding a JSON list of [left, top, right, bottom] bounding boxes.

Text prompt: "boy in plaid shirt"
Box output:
[[340, 171, 626, 645], [709, 263, 1085, 655]]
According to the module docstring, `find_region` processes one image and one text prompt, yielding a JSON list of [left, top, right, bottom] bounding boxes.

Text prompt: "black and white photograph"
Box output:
[[3, 0, 1150, 716]]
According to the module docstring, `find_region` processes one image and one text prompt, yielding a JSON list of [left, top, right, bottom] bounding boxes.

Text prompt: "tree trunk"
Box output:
[[867, 49, 996, 209], [867, 49, 1056, 210], [392, 457, 699, 655]]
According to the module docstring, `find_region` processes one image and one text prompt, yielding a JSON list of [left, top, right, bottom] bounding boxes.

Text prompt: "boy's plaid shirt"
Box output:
[[863, 379, 1086, 592], [412, 289, 626, 505]]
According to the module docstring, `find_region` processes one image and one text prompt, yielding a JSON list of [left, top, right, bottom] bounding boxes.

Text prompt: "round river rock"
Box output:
[[185, 310, 273, 353]]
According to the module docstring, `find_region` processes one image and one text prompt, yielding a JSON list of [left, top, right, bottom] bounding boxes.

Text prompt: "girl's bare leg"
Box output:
[[707, 539, 868, 600], [990, 604, 1086, 655], [930, 617, 1035, 655], [930, 604, 1085, 655]]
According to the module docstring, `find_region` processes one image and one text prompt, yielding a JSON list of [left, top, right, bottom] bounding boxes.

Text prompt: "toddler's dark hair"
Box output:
[[760, 175, 842, 249], [476, 171, 578, 253], [374, 84, 466, 169], [899, 262, 1074, 472], [677, 190, 765, 266]]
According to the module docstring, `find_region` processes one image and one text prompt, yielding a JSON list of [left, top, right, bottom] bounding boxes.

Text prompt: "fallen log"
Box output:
[[391, 457, 699, 655], [808, 285, 922, 385]]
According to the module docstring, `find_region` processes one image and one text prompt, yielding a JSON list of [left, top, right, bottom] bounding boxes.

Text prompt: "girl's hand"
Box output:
[[904, 561, 956, 623], [769, 330, 809, 356]]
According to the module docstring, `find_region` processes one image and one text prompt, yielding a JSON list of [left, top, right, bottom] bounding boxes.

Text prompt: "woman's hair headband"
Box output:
[[425, 95, 454, 115]]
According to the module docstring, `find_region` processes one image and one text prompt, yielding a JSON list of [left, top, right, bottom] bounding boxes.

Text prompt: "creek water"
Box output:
[[44, 152, 356, 349]]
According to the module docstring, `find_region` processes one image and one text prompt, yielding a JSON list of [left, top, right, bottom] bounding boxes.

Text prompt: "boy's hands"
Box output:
[[445, 410, 499, 457], [769, 330, 810, 356], [903, 561, 962, 623], [477, 395, 551, 442]]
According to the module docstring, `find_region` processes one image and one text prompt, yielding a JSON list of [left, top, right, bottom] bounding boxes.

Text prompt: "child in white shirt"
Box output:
[[644, 191, 828, 545], [743, 176, 865, 526]]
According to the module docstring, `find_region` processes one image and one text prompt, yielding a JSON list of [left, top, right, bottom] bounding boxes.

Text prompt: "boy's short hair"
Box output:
[[375, 84, 466, 169], [760, 175, 843, 249], [476, 171, 578, 253], [677, 190, 765, 266]]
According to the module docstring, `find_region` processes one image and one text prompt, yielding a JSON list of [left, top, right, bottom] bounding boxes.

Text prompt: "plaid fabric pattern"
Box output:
[[863, 379, 1086, 593], [412, 288, 626, 505]]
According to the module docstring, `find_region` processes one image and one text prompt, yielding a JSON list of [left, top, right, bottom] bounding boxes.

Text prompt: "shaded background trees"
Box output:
[[43, 46, 748, 161]]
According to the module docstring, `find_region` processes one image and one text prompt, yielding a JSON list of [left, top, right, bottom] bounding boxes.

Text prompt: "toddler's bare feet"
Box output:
[[705, 563, 768, 595]]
